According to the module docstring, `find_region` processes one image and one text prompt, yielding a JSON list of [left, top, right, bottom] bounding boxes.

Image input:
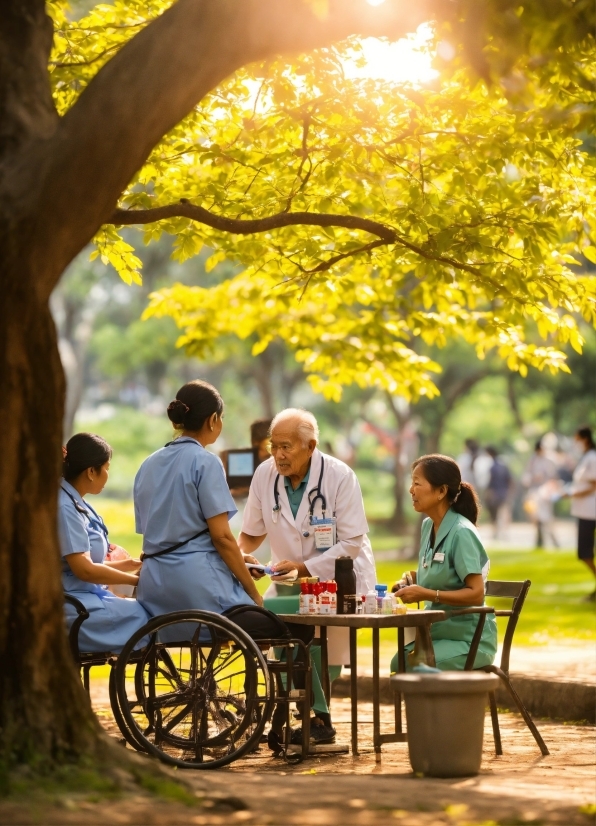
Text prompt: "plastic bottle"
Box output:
[[328, 581, 338, 615], [364, 590, 377, 615], [319, 582, 332, 615], [312, 579, 324, 613], [381, 591, 395, 615], [335, 556, 357, 614], [375, 584, 388, 614], [299, 580, 312, 615]]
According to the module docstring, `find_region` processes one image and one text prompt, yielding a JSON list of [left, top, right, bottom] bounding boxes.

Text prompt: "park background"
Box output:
[[52, 232, 596, 662]]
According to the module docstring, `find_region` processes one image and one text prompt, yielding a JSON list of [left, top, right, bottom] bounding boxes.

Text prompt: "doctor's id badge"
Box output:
[[311, 516, 337, 551]]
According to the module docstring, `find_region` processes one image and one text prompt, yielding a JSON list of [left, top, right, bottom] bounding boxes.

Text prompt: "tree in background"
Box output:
[[0, 0, 594, 771]]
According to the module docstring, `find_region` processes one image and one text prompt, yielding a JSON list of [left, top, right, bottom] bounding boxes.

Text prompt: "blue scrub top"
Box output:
[[58, 480, 109, 595], [134, 437, 238, 556]]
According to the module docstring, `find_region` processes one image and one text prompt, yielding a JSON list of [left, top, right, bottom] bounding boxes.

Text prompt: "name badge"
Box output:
[[311, 517, 337, 551], [433, 552, 445, 563]]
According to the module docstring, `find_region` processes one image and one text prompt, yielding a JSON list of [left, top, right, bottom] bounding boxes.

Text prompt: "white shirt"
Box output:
[[570, 449, 596, 521], [241, 448, 377, 663], [242, 448, 376, 591]]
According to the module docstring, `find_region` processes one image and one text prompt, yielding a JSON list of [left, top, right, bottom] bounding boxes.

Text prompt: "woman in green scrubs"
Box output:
[[391, 454, 497, 671]]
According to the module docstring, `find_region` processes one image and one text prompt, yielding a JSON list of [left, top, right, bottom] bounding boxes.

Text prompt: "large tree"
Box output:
[[0, 0, 594, 769]]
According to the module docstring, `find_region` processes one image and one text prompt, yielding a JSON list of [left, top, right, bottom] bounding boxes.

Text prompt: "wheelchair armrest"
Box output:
[[63, 593, 90, 663]]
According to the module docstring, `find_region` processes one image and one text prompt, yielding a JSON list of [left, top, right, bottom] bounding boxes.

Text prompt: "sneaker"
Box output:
[[290, 719, 336, 746]]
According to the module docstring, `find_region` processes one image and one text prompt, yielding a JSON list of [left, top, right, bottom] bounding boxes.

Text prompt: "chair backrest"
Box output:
[[485, 579, 531, 674]]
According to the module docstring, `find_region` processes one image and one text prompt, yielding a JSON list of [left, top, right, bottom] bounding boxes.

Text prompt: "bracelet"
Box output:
[[434, 589, 440, 603]]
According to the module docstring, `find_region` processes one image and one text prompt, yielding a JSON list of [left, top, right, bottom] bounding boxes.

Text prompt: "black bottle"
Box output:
[[335, 556, 357, 614]]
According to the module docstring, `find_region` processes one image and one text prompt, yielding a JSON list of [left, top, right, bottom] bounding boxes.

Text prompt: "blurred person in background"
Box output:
[[485, 446, 513, 540], [457, 438, 492, 495], [522, 439, 559, 549], [250, 418, 273, 463], [563, 427, 596, 602]]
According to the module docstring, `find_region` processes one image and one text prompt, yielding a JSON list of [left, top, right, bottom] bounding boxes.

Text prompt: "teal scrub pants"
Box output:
[[264, 594, 341, 716], [390, 640, 496, 673]]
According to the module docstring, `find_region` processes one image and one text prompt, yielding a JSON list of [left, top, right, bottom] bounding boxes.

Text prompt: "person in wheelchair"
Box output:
[[59, 433, 150, 653], [133, 379, 317, 749]]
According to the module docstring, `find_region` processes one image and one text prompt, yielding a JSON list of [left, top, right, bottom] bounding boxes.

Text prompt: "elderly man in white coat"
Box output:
[[239, 408, 376, 744]]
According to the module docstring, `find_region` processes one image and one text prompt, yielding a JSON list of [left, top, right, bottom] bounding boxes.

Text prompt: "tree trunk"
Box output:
[[385, 395, 411, 534], [0, 278, 102, 763]]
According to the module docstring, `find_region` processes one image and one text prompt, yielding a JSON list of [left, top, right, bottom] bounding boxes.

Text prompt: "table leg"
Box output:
[[395, 627, 404, 735], [320, 625, 330, 707], [372, 626, 381, 761], [349, 627, 358, 756], [417, 625, 437, 667]]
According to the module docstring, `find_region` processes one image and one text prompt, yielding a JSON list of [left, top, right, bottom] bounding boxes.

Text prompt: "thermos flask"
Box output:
[[335, 556, 357, 614]]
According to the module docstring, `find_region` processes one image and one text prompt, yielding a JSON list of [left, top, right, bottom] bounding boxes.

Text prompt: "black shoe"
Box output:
[[290, 720, 336, 746], [267, 730, 284, 753]]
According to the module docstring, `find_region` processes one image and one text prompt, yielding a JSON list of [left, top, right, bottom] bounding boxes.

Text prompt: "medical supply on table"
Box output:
[[364, 589, 377, 615], [319, 582, 333, 615], [393, 599, 407, 616], [327, 581, 337, 614], [335, 556, 357, 614], [299, 580, 317, 615], [382, 591, 395, 615], [375, 584, 388, 613]]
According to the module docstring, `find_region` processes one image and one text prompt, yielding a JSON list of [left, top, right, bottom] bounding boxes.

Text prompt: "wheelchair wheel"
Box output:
[[114, 610, 274, 769]]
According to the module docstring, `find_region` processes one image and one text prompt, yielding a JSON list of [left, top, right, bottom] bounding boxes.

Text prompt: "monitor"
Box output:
[[223, 447, 259, 489]]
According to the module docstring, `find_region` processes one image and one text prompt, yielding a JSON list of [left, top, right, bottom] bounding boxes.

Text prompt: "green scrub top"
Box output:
[[417, 508, 497, 668]]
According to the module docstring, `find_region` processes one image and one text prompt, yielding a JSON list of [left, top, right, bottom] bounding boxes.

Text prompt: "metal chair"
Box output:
[[451, 579, 549, 756]]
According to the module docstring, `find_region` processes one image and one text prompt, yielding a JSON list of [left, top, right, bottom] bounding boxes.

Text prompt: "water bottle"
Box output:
[[335, 556, 357, 614], [375, 584, 388, 614]]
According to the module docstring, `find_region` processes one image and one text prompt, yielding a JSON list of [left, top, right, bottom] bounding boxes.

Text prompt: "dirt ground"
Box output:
[[1, 689, 594, 826]]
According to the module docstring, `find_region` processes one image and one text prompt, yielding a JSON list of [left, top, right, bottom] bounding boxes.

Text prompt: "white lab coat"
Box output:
[[241, 449, 377, 664]]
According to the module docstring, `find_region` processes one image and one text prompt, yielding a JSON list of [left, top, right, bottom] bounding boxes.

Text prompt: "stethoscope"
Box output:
[[272, 456, 326, 537], [61, 485, 109, 540]]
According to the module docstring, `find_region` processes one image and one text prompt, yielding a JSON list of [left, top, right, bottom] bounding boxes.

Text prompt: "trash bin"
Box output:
[[390, 672, 500, 777]]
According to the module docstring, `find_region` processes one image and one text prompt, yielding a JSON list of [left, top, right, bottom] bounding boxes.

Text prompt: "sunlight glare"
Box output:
[[344, 23, 438, 86]]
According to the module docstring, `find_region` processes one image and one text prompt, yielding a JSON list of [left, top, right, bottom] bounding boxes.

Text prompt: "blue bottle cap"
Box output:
[[375, 584, 387, 593]]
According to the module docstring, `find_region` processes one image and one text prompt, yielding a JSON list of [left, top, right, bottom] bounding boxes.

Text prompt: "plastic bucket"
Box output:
[[390, 672, 499, 777]]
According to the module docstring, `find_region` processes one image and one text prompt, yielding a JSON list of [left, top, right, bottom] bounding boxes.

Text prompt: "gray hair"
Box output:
[[269, 408, 319, 447]]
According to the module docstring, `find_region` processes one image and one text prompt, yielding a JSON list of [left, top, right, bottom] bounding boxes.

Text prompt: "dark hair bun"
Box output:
[[167, 399, 190, 424], [167, 381, 224, 431]]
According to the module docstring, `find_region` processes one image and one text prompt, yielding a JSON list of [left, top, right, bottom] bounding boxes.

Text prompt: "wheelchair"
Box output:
[[64, 595, 313, 769]]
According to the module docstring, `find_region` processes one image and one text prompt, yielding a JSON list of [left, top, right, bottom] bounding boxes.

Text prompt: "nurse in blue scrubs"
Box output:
[[59, 433, 150, 653], [134, 381, 264, 620], [134, 380, 315, 749]]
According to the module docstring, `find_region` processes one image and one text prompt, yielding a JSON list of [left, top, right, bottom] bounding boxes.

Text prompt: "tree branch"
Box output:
[[109, 202, 396, 242], [108, 200, 485, 277]]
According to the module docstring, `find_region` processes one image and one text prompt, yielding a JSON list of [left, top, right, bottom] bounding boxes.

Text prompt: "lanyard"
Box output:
[[273, 457, 326, 520], [61, 486, 109, 540]]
